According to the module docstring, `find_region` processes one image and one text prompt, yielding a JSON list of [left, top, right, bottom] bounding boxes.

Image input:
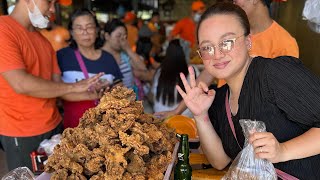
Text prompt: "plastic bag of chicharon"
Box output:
[[222, 119, 277, 180]]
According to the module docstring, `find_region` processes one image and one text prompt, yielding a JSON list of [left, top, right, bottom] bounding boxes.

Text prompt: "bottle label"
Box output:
[[178, 153, 184, 161]]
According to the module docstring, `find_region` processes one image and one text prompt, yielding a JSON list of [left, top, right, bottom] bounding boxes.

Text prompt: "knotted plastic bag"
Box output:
[[222, 119, 277, 180], [1, 167, 35, 180]]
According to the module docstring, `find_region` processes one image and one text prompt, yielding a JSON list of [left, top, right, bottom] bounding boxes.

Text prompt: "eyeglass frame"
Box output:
[[72, 26, 96, 35], [197, 34, 245, 60]]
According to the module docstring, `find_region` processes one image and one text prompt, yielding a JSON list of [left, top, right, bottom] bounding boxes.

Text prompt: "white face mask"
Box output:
[[193, 13, 201, 23], [27, 0, 49, 28]]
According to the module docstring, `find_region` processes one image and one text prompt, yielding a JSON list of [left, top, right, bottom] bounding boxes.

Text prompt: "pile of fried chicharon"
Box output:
[[45, 86, 177, 180]]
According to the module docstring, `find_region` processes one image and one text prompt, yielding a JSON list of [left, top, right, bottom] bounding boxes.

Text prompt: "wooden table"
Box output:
[[190, 153, 227, 180]]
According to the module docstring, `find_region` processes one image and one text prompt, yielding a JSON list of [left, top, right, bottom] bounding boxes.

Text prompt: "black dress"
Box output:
[[208, 56, 320, 180]]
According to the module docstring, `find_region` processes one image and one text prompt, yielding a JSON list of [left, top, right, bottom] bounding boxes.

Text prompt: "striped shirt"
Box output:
[[120, 52, 134, 88]]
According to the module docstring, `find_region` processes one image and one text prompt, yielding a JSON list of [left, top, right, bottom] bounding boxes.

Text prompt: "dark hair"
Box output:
[[152, 11, 160, 18], [156, 39, 189, 106], [68, 8, 103, 49], [262, 0, 271, 8], [196, 2, 250, 44], [136, 37, 153, 66], [104, 18, 127, 37]]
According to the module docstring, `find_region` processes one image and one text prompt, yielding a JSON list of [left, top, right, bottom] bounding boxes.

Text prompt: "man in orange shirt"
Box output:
[[168, 0, 206, 48], [123, 11, 138, 49], [0, 0, 103, 171], [155, 0, 299, 119]]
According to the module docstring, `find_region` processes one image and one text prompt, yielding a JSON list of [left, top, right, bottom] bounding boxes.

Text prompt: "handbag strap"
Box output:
[[225, 89, 242, 149], [74, 50, 100, 105], [225, 89, 299, 180], [74, 50, 89, 79]]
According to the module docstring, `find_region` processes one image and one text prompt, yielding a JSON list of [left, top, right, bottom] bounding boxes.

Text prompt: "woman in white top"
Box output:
[[152, 39, 199, 117]]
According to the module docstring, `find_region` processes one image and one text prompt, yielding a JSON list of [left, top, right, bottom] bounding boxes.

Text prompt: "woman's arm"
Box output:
[[52, 73, 103, 101], [195, 113, 231, 170], [176, 66, 230, 169], [1, 69, 102, 98]]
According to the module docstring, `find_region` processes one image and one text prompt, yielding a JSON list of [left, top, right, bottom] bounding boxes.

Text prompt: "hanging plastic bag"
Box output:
[[302, 0, 320, 33], [222, 119, 277, 180], [1, 167, 35, 180]]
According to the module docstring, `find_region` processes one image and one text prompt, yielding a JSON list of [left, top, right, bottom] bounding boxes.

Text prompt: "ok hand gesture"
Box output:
[[176, 66, 216, 117]]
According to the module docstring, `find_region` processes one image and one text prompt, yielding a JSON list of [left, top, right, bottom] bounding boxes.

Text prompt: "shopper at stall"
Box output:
[[58, 9, 123, 129], [152, 39, 199, 117], [177, 3, 320, 179], [233, 0, 298, 58], [168, 0, 206, 48], [0, 0, 103, 171], [122, 11, 138, 49], [102, 19, 151, 88]]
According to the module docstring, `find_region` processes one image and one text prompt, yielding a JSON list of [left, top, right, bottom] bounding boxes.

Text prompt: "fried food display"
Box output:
[[45, 86, 177, 180]]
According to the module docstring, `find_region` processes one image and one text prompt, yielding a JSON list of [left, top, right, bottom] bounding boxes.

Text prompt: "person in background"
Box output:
[[136, 24, 161, 71], [155, 0, 299, 119], [233, 0, 298, 58], [102, 19, 149, 89], [0, 0, 102, 171], [168, 0, 206, 48], [177, 3, 320, 179], [122, 11, 138, 49], [40, 15, 70, 51], [147, 11, 165, 56], [58, 9, 123, 129], [152, 39, 199, 117]]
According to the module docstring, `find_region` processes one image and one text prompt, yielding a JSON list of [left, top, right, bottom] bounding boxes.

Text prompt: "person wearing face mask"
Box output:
[[0, 0, 104, 171], [168, 0, 206, 48]]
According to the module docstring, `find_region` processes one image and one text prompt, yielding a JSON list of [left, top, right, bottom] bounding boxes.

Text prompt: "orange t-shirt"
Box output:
[[170, 17, 196, 47], [217, 21, 299, 88], [250, 21, 299, 58], [0, 16, 62, 137], [126, 24, 138, 49]]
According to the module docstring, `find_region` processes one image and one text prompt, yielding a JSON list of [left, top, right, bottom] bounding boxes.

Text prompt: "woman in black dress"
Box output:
[[177, 3, 320, 179]]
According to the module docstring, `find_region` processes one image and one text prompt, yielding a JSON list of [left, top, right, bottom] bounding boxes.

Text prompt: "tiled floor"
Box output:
[[0, 150, 8, 178]]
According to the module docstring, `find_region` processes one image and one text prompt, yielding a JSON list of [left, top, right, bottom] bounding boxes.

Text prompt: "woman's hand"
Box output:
[[72, 73, 104, 93], [120, 35, 131, 52], [176, 66, 216, 117], [249, 132, 287, 163], [94, 79, 111, 93]]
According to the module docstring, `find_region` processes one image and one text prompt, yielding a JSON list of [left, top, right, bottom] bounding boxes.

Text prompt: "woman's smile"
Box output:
[[213, 61, 230, 69]]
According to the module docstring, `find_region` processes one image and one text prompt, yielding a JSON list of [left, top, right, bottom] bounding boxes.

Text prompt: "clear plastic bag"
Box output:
[[37, 134, 61, 156], [1, 167, 35, 180], [303, 0, 320, 33], [222, 119, 277, 180]]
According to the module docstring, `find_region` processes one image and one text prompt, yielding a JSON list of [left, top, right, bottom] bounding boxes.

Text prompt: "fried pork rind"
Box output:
[[45, 86, 177, 179]]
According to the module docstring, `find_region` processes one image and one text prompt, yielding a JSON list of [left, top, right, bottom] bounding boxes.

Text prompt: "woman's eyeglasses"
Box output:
[[197, 34, 245, 60], [72, 27, 96, 35]]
